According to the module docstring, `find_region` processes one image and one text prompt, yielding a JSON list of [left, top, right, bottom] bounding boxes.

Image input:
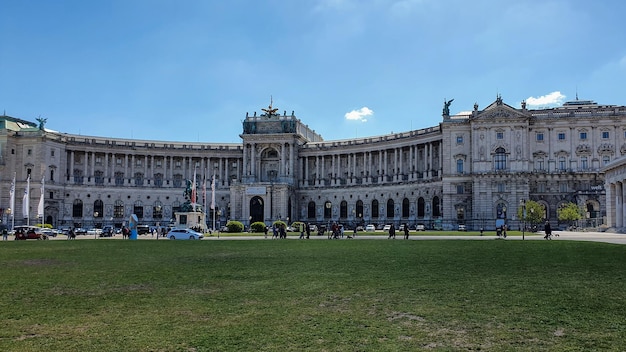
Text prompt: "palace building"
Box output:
[[1, 96, 624, 231]]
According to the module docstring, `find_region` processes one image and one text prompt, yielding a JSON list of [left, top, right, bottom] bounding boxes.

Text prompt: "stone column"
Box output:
[[69, 151, 75, 182], [617, 181, 623, 228]]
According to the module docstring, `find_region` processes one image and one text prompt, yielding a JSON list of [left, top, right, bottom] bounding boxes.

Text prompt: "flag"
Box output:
[[37, 176, 45, 218], [9, 174, 15, 216], [22, 174, 30, 218], [210, 173, 215, 210], [191, 168, 197, 204]]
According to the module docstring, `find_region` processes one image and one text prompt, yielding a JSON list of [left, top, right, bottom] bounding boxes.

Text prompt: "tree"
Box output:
[[558, 202, 584, 226], [517, 200, 544, 228]]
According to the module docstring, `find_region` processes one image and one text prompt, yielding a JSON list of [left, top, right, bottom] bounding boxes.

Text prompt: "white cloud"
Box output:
[[525, 91, 566, 107], [345, 107, 373, 122]]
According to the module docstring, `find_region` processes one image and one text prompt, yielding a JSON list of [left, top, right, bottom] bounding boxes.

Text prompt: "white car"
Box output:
[[365, 224, 376, 232], [168, 228, 204, 240], [415, 224, 425, 231], [383, 224, 392, 232], [87, 228, 103, 236]]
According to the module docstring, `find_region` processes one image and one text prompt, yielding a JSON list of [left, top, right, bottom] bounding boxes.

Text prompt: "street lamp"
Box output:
[[520, 199, 526, 241], [93, 212, 99, 239]]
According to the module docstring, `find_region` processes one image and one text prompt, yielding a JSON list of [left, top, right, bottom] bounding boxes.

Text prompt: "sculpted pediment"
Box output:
[[471, 96, 529, 121]]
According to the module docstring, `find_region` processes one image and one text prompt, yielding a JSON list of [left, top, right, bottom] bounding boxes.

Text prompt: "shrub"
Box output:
[[250, 221, 267, 233], [226, 221, 244, 233], [291, 221, 304, 232], [272, 220, 286, 229]]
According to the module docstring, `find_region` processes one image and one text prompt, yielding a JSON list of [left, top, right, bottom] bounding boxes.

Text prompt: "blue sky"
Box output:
[[1, 0, 625, 143]]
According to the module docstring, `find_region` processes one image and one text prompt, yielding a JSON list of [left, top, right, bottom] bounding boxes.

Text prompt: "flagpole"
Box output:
[[203, 169, 207, 232], [211, 173, 216, 233]]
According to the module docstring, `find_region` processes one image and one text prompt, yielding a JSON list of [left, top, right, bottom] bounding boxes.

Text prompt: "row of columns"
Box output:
[[300, 142, 440, 186], [67, 150, 241, 187], [242, 142, 296, 179]]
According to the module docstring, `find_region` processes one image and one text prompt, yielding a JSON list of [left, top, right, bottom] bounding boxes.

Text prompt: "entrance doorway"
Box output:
[[250, 196, 264, 223]]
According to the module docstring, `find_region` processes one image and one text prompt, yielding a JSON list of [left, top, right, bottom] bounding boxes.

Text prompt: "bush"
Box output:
[[226, 221, 244, 233], [272, 220, 286, 229], [250, 221, 267, 233], [291, 221, 304, 232]]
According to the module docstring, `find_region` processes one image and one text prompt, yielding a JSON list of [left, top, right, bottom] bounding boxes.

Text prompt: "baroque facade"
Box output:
[[1, 96, 624, 231]]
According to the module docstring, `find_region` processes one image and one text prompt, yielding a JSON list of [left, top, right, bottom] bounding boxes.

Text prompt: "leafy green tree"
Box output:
[[517, 200, 545, 228], [250, 221, 267, 233], [558, 202, 584, 226]]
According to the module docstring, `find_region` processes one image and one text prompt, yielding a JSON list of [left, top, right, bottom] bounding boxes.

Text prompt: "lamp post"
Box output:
[[520, 199, 526, 241], [93, 212, 99, 239]]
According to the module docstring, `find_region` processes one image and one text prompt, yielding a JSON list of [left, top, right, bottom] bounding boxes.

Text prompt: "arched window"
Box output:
[[308, 201, 316, 219], [93, 200, 103, 218], [324, 201, 332, 219], [356, 200, 364, 220], [387, 199, 395, 218], [153, 201, 163, 219], [417, 197, 425, 217], [114, 200, 124, 218], [371, 200, 379, 218], [134, 201, 144, 219], [432, 196, 441, 217], [340, 201, 348, 218], [402, 198, 410, 218], [72, 199, 83, 218], [494, 147, 507, 170]]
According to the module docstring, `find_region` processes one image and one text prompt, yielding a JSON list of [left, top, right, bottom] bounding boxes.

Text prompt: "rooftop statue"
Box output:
[[36, 116, 47, 130], [261, 96, 279, 117], [443, 99, 454, 116]]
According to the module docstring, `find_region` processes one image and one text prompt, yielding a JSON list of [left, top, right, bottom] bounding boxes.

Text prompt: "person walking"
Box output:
[[388, 224, 396, 239], [544, 221, 552, 240], [305, 223, 311, 239], [2, 228, 8, 241], [299, 224, 305, 239], [403, 223, 409, 239]]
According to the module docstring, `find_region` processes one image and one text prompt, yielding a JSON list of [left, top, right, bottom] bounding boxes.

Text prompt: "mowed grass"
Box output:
[[1, 240, 625, 351]]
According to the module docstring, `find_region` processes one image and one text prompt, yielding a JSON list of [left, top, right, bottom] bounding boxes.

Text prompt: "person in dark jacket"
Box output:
[[544, 221, 552, 240]]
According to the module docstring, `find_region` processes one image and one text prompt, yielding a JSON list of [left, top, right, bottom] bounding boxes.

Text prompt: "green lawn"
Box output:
[[1, 240, 624, 351]]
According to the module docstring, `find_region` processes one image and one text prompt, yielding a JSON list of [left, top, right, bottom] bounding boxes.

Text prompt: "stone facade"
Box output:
[[1, 96, 624, 231]]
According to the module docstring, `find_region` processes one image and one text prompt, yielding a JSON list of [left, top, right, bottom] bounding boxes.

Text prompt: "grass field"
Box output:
[[1, 239, 625, 351]]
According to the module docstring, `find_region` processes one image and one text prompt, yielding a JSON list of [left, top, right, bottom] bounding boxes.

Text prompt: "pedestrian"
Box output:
[[404, 223, 409, 239], [340, 225, 344, 239], [480, 227, 484, 236], [264, 226, 269, 239], [2, 228, 8, 241], [299, 224, 305, 239], [305, 223, 311, 239], [388, 224, 396, 239], [272, 225, 278, 239], [544, 221, 552, 240], [69, 227, 76, 240], [502, 224, 507, 238]]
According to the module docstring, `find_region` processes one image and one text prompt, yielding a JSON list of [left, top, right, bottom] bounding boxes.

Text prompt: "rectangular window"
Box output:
[[581, 157, 588, 170], [559, 183, 568, 193], [538, 183, 546, 193], [456, 136, 463, 144], [27, 149, 32, 155], [51, 150, 55, 157], [558, 133, 566, 140], [559, 156, 566, 170], [602, 131, 609, 139], [579, 132, 587, 140], [156, 159, 162, 168], [535, 159, 544, 171], [116, 158, 122, 165], [536, 133, 544, 141], [497, 182, 505, 193], [456, 185, 464, 194], [603, 155, 610, 165], [496, 132, 503, 140]]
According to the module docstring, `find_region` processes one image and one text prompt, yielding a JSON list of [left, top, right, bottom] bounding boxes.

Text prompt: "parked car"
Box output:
[[458, 224, 467, 231], [74, 228, 87, 236], [415, 224, 425, 231], [100, 226, 114, 237], [167, 228, 204, 240], [14, 226, 48, 240], [365, 224, 376, 232], [382, 224, 392, 232], [137, 225, 150, 235], [87, 228, 103, 236]]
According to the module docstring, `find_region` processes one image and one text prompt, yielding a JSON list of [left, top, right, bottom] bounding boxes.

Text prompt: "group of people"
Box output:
[[387, 223, 410, 239]]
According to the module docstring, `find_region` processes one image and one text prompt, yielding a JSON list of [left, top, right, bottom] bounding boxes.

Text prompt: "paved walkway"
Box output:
[[46, 231, 626, 245]]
